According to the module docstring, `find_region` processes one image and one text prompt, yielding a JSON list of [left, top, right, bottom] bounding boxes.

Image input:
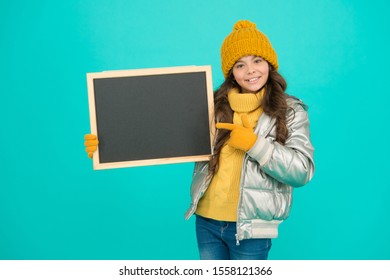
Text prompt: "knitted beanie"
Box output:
[[220, 20, 278, 78]]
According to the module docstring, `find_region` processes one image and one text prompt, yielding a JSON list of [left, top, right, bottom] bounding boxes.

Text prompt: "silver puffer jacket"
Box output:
[[185, 97, 315, 242]]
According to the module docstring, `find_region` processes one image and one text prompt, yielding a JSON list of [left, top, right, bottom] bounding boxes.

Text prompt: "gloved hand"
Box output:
[[84, 134, 99, 158], [216, 115, 257, 152]]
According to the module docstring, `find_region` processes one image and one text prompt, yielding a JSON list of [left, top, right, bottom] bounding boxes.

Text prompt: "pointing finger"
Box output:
[[216, 122, 237, 131]]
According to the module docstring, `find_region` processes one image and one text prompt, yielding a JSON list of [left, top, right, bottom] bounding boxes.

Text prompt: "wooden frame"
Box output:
[[87, 65, 214, 170]]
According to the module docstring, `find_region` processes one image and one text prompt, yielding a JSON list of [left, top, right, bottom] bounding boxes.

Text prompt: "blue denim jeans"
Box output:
[[196, 215, 272, 260]]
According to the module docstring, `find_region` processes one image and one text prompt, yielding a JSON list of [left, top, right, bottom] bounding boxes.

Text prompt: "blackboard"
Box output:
[[87, 66, 214, 170]]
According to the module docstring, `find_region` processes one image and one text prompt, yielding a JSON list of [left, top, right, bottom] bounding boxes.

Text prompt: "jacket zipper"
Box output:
[[235, 116, 276, 245], [235, 154, 249, 246]]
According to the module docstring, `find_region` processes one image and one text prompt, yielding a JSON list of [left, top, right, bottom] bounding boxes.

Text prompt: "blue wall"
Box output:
[[1, 0, 389, 260]]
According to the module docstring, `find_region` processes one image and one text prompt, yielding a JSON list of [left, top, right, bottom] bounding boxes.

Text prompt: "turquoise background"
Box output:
[[1, 0, 389, 260]]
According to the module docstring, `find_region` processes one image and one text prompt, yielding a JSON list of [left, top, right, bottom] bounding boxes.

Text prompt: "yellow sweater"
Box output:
[[196, 88, 264, 221]]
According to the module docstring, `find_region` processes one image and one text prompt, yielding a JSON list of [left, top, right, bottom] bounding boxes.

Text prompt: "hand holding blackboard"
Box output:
[[86, 65, 215, 170], [84, 134, 99, 158]]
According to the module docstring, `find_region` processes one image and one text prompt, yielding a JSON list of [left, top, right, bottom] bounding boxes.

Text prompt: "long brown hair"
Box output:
[[209, 64, 289, 175]]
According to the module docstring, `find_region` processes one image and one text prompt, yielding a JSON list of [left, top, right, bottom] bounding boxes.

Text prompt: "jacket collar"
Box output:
[[254, 96, 307, 137]]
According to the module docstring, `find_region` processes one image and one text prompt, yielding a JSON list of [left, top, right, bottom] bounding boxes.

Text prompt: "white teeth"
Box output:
[[247, 77, 259, 82]]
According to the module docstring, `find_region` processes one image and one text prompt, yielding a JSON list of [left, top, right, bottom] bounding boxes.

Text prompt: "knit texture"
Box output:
[[221, 20, 278, 77], [195, 88, 264, 221]]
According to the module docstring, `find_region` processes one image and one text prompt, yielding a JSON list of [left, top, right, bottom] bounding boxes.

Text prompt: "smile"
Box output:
[[246, 77, 260, 83]]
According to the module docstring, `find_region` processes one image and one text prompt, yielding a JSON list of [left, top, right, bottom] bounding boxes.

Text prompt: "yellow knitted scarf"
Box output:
[[196, 88, 265, 221]]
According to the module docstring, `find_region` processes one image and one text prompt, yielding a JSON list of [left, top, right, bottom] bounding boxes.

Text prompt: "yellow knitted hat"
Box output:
[[221, 20, 278, 78]]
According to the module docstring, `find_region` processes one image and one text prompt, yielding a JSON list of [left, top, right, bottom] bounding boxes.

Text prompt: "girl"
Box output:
[[183, 20, 314, 260], [84, 20, 315, 260]]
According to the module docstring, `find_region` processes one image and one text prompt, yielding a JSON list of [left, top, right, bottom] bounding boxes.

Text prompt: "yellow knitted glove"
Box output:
[[84, 134, 99, 159], [216, 115, 257, 152]]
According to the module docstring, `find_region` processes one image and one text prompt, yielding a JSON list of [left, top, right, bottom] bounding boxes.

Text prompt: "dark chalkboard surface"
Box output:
[[87, 66, 214, 169]]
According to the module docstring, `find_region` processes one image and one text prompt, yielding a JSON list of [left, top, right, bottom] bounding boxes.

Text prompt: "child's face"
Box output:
[[232, 55, 269, 93]]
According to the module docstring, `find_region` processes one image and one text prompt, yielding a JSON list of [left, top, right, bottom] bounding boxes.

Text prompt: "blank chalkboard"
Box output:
[[87, 66, 214, 170]]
